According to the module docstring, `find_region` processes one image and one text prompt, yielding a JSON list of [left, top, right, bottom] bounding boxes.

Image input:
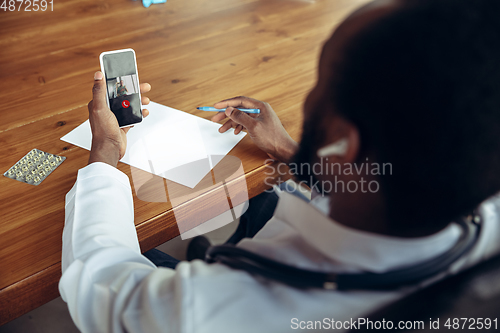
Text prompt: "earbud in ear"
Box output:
[[317, 138, 348, 157]]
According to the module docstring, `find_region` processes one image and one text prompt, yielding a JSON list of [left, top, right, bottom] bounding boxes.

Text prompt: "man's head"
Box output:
[[294, 0, 500, 234]]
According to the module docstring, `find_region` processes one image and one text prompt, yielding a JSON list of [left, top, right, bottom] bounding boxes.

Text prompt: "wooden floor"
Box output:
[[0, 0, 369, 325]]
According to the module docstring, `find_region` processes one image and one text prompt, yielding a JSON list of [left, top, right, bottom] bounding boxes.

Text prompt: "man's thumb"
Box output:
[[92, 71, 107, 110], [226, 107, 255, 129]]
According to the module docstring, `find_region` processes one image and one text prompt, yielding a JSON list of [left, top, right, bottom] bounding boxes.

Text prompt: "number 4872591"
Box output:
[[1, 0, 53, 11]]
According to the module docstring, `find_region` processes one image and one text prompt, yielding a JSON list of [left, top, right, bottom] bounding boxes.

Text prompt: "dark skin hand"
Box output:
[[88, 71, 151, 167], [211, 96, 298, 163]]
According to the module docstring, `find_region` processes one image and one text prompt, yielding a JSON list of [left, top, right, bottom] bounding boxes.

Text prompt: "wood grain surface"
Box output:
[[0, 0, 369, 325]]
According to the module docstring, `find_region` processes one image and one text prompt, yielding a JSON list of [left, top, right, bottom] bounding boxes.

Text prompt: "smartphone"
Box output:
[[99, 48, 142, 128]]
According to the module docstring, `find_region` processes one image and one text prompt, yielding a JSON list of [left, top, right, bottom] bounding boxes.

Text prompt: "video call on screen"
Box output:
[[103, 51, 142, 127]]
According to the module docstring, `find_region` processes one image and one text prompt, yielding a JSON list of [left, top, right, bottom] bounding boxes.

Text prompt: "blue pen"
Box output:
[[197, 106, 261, 114]]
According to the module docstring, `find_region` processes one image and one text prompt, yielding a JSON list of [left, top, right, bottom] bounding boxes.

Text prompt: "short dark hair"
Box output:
[[334, 0, 500, 231]]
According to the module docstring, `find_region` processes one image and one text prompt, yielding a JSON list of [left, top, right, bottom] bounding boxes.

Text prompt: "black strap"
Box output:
[[205, 216, 481, 290]]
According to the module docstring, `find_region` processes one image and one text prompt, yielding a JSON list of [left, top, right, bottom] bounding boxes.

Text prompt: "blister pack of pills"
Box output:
[[3, 149, 66, 186]]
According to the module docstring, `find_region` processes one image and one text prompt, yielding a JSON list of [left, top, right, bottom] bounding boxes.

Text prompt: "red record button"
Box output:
[[122, 100, 130, 108]]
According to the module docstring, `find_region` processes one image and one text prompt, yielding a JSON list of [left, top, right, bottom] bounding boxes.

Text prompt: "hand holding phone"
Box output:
[[87, 56, 151, 167], [99, 48, 143, 128]]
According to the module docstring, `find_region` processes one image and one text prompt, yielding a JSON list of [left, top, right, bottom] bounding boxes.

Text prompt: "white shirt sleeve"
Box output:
[[59, 162, 500, 333], [57, 162, 309, 333], [58, 162, 181, 333]]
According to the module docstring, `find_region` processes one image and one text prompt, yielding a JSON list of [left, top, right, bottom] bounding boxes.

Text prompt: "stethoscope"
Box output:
[[205, 213, 481, 291]]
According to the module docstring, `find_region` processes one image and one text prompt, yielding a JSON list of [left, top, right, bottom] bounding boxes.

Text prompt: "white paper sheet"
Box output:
[[61, 102, 246, 188]]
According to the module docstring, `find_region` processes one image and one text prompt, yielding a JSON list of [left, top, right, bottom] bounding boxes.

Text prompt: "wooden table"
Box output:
[[0, 0, 368, 325]]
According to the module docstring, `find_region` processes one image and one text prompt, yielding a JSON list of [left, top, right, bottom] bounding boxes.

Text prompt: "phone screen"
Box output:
[[101, 50, 142, 127]]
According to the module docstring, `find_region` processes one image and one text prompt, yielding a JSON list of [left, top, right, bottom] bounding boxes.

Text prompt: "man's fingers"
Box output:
[[91, 71, 108, 112], [211, 112, 227, 122], [140, 83, 151, 107], [219, 120, 235, 133], [225, 107, 256, 130], [143, 109, 150, 117], [234, 125, 244, 135], [140, 83, 151, 94], [214, 96, 261, 109]]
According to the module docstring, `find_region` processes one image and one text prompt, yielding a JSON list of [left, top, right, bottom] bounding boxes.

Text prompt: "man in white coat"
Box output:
[[60, 0, 500, 332]]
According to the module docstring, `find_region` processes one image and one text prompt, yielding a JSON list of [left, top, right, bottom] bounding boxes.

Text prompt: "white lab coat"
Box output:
[[59, 162, 500, 333]]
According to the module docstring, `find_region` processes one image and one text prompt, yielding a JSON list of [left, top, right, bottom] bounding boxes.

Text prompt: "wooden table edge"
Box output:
[[0, 262, 61, 326]]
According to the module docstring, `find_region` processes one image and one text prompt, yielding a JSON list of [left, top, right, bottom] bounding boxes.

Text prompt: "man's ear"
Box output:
[[343, 123, 360, 163], [316, 119, 360, 163], [317, 138, 349, 157]]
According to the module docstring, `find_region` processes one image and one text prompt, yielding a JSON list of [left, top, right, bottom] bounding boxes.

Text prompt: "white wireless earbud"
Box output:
[[316, 138, 348, 157]]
